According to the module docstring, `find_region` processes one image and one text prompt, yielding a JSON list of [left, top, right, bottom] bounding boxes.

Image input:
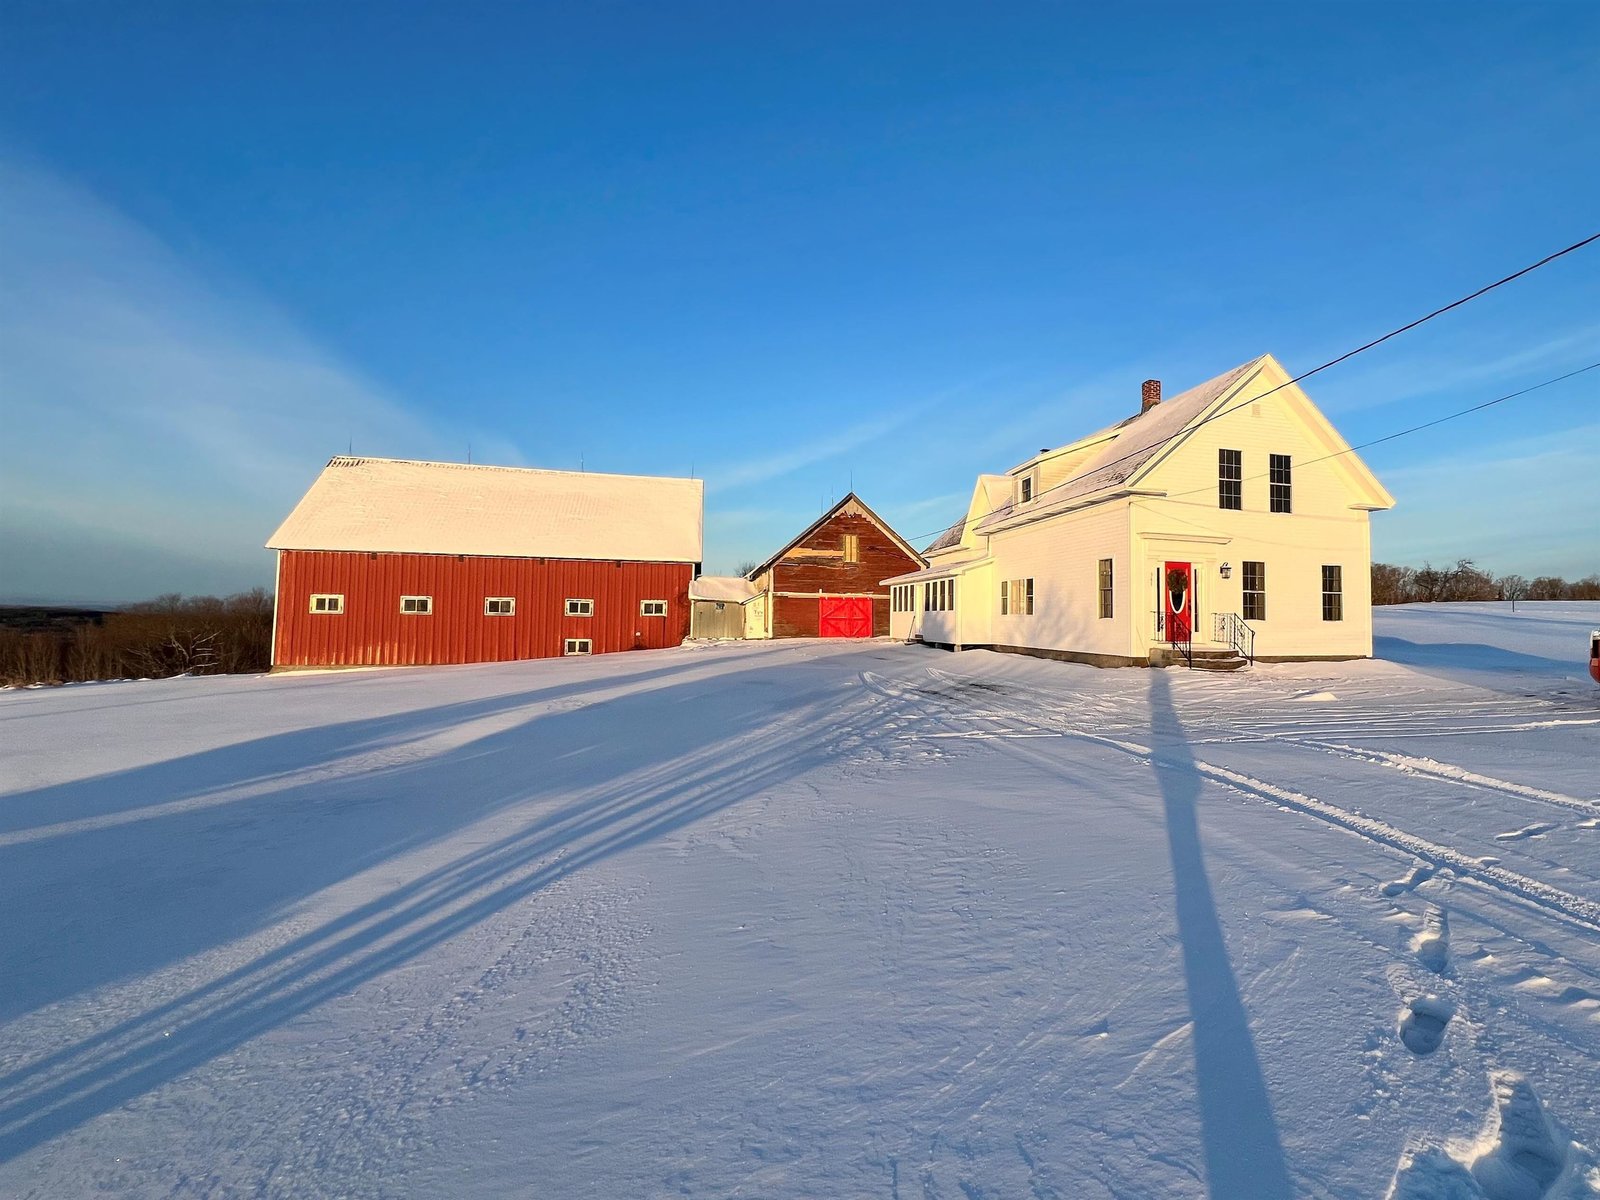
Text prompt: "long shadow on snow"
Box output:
[[1148, 670, 1294, 1200], [0, 656, 811, 1024], [0, 657, 716, 837], [1374, 637, 1576, 677], [0, 661, 880, 1161]]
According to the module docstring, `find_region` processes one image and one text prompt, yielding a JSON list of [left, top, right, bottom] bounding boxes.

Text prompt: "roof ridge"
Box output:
[[327, 455, 700, 485]]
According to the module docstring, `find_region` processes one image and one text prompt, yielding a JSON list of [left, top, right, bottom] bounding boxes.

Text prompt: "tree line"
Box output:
[[1371, 560, 1600, 606], [0, 590, 273, 687]]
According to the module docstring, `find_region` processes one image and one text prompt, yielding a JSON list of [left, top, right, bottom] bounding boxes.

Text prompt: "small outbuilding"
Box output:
[[267, 456, 703, 668], [744, 494, 925, 639], [688, 576, 764, 640]]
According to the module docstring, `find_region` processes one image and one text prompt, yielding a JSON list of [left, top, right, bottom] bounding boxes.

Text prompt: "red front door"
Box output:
[[819, 595, 873, 638], [1164, 561, 1193, 642]]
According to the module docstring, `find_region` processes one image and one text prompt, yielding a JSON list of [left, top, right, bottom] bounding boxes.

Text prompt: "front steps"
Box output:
[[1148, 645, 1249, 671]]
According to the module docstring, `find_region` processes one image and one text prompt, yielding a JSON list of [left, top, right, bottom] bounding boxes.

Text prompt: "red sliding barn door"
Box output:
[[818, 596, 873, 638]]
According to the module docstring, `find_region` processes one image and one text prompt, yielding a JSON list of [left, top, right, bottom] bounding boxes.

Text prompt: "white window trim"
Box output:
[[564, 638, 592, 655], [485, 597, 515, 616], [400, 595, 433, 615], [565, 598, 594, 617], [640, 599, 668, 616], [309, 593, 344, 614]]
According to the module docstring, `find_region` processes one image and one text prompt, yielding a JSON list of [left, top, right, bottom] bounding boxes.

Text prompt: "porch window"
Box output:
[[1219, 449, 1242, 510], [1322, 565, 1343, 621], [1098, 559, 1114, 618], [1243, 561, 1266, 621], [1269, 454, 1292, 513], [924, 578, 956, 612]]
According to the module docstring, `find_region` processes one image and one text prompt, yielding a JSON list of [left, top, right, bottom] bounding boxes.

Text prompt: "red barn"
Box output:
[[267, 456, 703, 668], [745, 494, 925, 639]]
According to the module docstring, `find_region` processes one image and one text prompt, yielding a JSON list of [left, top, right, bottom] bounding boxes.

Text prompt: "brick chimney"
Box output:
[[1141, 379, 1161, 414]]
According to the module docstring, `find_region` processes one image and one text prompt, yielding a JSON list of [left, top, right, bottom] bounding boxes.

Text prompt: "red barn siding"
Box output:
[[766, 507, 922, 638], [273, 550, 692, 668]]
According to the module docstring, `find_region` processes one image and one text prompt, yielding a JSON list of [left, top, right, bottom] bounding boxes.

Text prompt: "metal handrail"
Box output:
[[1214, 612, 1256, 665]]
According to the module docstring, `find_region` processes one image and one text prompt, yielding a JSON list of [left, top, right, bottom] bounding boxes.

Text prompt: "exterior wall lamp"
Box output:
[[1219, 562, 1233, 579]]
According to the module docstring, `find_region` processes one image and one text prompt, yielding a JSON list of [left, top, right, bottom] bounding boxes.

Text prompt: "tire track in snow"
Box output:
[[1295, 743, 1599, 820], [867, 667, 1600, 941]]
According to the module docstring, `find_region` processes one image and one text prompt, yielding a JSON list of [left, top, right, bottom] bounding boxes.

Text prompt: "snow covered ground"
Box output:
[[2, 602, 1597, 1198]]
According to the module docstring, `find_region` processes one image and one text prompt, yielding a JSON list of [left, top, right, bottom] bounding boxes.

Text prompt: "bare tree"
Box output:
[[1498, 574, 1529, 611]]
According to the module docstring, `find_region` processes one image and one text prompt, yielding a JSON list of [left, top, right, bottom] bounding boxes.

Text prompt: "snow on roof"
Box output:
[[689, 576, 760, 603], [267, 457, 704, 563], [922, 516, 967, 555], [976, 356, 1265, 531]]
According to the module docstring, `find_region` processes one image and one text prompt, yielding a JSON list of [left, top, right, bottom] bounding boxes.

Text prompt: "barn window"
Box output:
[[1322, 565, 1343, 621], [1243, 561, 1266, 621], [563, 638, 592, 655], [1218, 449, 1242, 510], [1269, 454, 1292, 513], [400, 595, 432, 615], [1098, 559, 1114, 618], [640, 599, 667, 616], [843, 533, 860, 563], [309, 593, 344, 614], [565, 598, 594, 617], [484, 597, 515, 616]]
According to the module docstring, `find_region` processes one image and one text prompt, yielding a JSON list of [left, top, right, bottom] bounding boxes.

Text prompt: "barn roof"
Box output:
[[267, 457, 704, 563], [744, 493, 926, 581]]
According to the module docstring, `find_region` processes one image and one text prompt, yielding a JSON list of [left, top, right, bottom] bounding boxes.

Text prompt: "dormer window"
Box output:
[[1020, 476, 1033, 503]]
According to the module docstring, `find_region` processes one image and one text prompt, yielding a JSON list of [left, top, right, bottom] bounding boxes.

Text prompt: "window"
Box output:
[[1098, 559, 1114, 619], [484, 597, 515, 616], [1243, 561, 1266, 621], [563, 638, 592, 655], [1269, 454, 1292, 513], [400, 595, 432, 615], [923, 578, 957, 612], [1020, 476, 1034, 503], [842, 533, 860, 563], [309, 593, 344, 614], [565, 598, 594, 617], [640, 599, 667, 617], [892, 584, 914, 613], [1218, 449, 1242, 510], [1002, 578, 1033, 615], [1322, 565, 1343, 621]]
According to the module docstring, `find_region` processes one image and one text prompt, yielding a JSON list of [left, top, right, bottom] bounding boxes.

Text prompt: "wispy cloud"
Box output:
[[0, 161, 506, 600]]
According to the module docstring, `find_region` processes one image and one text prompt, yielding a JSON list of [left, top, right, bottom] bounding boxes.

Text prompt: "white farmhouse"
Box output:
[[884, 354, 1395, 667]]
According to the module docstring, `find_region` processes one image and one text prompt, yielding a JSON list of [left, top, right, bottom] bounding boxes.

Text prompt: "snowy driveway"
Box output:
[[2, 606, 1598, 1198]]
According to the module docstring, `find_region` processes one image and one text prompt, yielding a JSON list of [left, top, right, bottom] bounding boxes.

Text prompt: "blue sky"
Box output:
[[1, 2, 1595, 603]]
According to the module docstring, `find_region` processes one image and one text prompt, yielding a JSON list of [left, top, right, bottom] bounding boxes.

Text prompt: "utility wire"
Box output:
[[896, 232, 1600, 547]]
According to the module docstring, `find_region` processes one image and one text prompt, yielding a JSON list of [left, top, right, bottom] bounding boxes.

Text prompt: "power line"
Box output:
[[895, 232, 1600, 546], [1151, 361, 1600, 508]]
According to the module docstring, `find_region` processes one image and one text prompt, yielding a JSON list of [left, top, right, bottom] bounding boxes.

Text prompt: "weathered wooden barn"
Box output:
[[744, 494, 924, 639], [267, 456, 703, 668]]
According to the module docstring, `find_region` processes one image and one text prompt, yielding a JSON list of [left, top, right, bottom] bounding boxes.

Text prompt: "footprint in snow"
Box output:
[[1383, 861, 1437, 898], [1471, 1071, 1568, 1199], [1399, 996, 1455, 1056], [1414, 906, 1451, 975]]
